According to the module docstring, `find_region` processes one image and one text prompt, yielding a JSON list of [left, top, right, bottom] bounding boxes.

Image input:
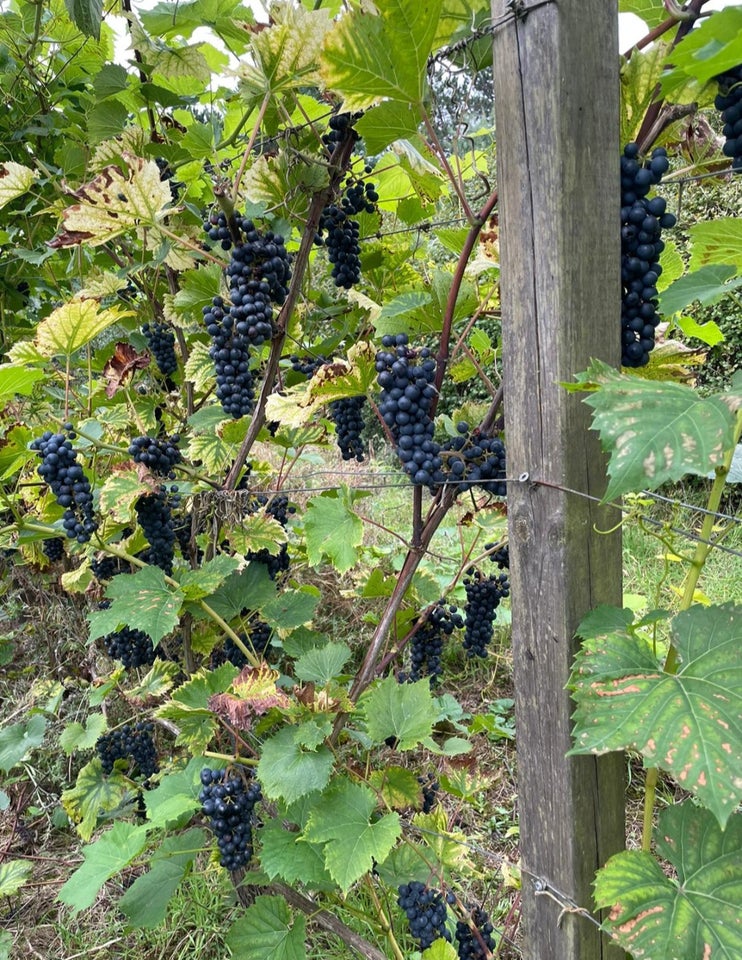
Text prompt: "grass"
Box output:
[[0, 464, 739, 960]]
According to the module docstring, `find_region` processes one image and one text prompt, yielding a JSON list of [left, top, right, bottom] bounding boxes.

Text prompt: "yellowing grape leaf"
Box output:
[[34, 300, 131, 358], [50, 155, 173, 248], [0, 161, 37, 210]]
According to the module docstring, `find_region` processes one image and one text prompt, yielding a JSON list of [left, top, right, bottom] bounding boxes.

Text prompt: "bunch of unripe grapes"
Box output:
[[96, 721, 159, 778], [715, 65, 742, 172], [199, 767, 262, 871], [30, 426, 97, 543], [620, 142, 676, 367], [463, 569, 510, 658]]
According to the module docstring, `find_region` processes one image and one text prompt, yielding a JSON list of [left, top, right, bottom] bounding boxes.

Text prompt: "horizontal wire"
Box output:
[[639, 488, 741, 525]]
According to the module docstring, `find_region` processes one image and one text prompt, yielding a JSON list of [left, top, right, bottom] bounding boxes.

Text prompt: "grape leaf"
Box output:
[[262, 587, 319, 634], [183, 340, 215, 392], [34, 300, 131, 358], [620, 41, 672, 146], [88, 566, 184, 646], [227, 513, 287, 557], [118, 828, 205, 928], [595, 803, 742, 959], [320, 0, 443, 111], [355, 101, 421, 154], [359, 676, 437, 750], [674, 313, 725, 349], [660, 8, 742, 96], [58, 821, 148, 912], [59, 714, 107, 755], [258, 819, 334, 889], [125, 659, 180, 702], [97, 470, 146, 522], [570, 603, 742, 827], [64, 0, 102, 38], [0, 364, 45, 402], [293, 642, 352, 686], [659, 264, 742, 317], [0, 860, 32, 897], [157, 664, 237, 752], [61, 758, 131, 841], [368, 766, 421, 810], [304, 489, 363, 575], [689, 218, 742, 272], [572, 360, 736, 500], [0, 715, 46, 772], [176, 554, 243, 601], [257, 722, 334, 804], [226, 895, 307, 960], [200, 564, 276, 622], [303, 778, 401, 891], [619, 1, 666, 30], [423, 940, 459, 960], [144, 758, 203, 829], [0, 161, 37, 210]]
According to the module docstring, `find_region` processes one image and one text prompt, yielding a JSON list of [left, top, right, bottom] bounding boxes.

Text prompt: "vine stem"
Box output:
[[232, 90, 272, 203], [421, 108, 474, 223], [363, 876, 406, 960], [640, 408, 742, 852], [223, 132, 358, 491]]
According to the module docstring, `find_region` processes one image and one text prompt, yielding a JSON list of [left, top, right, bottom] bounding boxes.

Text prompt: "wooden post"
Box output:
[[491, 3, 625, 958]]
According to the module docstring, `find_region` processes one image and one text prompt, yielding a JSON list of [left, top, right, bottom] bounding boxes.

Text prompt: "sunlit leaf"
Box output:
[[226, 895, 307, 960], [34, 301, 131, 358], [0, 162, 37, 210]]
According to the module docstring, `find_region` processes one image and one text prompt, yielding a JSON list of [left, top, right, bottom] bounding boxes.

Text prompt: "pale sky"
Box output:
[[619, 1, 740, 50]]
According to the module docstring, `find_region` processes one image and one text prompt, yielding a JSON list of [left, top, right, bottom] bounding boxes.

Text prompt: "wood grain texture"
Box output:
[[491, 2, 626, 958]]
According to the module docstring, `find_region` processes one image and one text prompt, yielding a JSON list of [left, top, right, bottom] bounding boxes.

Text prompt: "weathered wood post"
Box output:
[[491, 2, 626, 958]]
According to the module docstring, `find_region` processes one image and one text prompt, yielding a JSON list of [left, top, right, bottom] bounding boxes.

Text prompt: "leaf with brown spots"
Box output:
[[103, 342, 150, 397], [570, 602, 742, 828], [596, 802, 742, 959]]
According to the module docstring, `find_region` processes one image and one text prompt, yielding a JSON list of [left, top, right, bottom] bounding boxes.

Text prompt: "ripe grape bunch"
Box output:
[[715, 64, 742, 172], [403, 600, 463, 683], [42, 537, 65, 562], [455, 906, 497, 960], [199, 767, 262, 871], [439, 423, 507, 497], [485, 542, 509, 570], [463, 569, 511, 658], [322, 111, 361, 154], [102, 625, 158, 669], [135, 485, 177, 575], [329, 396, 366, 461], [96, 721, 159, 778], [142, 321, 178, 377], [418, 772, 440, 813], [203, 219, 292, 418], [397, 881, 451, 950], [129, 434, 181, 478], [620, 142, 676, 367], [30, 427, 98, 543], [315, 172, 378, 289], [376, 333, 440, 486]]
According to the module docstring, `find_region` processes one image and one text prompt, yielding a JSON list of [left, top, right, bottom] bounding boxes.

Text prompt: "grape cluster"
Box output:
[[102, 626, 158, 669], [455, 907, 496, 960], [403, 601, 463, 683], [322, 112, 361, 153], [129, 434, 181, 478], [397, 882, 451, 950], [485, 542, 509, 570], [142, 321, 178, 377], [90, 554, 130, 582], [329, 396, 366, 461], [135, 486, 176, 574], [418, 773, 439, 813], [289, 354, 328, 378], [376, 333, 440, 485], [463, 570, 510, 658], [96, 721, 159, 778], [204, 221, 291, 418], [438, 423, 507, 497], [243, 493, 293, 580], [214, 622, 273, 668], [315, 174, 379, 289], [203, 210, 234, 250], [30, 428, 98, 543], [715, 65, 742, 172], [42, 537, 65, 562], [620, 142, 676, 367], [199, 767, 262, 871], [155, 157, 182, 203]]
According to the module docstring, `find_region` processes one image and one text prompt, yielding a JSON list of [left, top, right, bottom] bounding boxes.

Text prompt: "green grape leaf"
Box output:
[[58, 821, 148, 912], [659, 264, 742, 316], [185, 431, 237, 474], [157, 664, 237, 753], [368, 765, 421, 810], [0, 715, 46, 772], [258, 819, 334, 889], [373, 841, 439, 887], [293, 642, 352, 685], [0, 161, 37, 209], [183, 340, 215, 392], [423, 940, 459, 960], [64, 0, 102, 38], [570, 603, 742, 827], [303, 778, 401, 891], [61, 758, 131, 841], [620, 41, 672, 147], [689, 218, 742, 272], [173, 263, 223, 318], [118, 828, 205, 928], [595, 803, 742, 959], [59, 714, 107, 755], [674, 314, 725, 348], [88, 566, 184, 646], [0, 860, 33, 897], [176, 554, 243, 601], [354, 100, 422, 154], [124, 659, 179, 702], [34, 300, 131, 358], [242, 152, 328, 221], [304, 489, 363, 575], [320, 0, 443, 111], [143, 758, 202, 830], [227, 513, 287, 557], [226, 895, 307, 960], [202, 564, 277, 622], [573, 360, 736, 500], [257, 722, 335, 804], [619, 0, 666, 28], [661, 8, 742, 96], [0, 364, 45, 402], [262, 587, 319, 634], [413, 808, 472, 872], [97, 471, 146, 522], [359, 676, 437, 750], [657, 239, 684, 293], [49, 155, 173, 248]]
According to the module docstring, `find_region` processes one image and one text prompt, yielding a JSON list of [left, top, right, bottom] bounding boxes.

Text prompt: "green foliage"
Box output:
[[226, 896, 307, 960], [0, 715, 46, 771]]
